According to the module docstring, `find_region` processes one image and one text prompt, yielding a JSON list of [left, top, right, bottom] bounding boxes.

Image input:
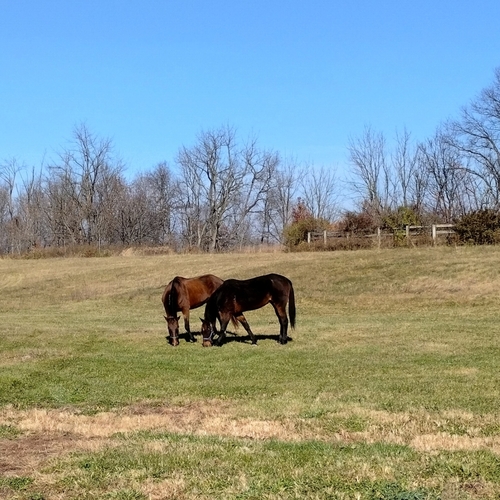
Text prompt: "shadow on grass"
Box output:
[[166, 331, 293, 346]]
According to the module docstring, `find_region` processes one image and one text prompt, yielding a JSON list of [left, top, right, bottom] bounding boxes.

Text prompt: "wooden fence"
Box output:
[[308, 224, 456, 247], [405, 224, 456, 244]]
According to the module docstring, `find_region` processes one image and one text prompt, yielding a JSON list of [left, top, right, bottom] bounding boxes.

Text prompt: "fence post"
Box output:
[[324, 230, 327, 246], [377, 227, 381, 248], [432, 225, 437, 245], [307, 232, 311, 244]]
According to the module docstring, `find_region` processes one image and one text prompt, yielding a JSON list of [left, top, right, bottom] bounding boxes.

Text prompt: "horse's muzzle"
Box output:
[[168, 336, 180, 347]]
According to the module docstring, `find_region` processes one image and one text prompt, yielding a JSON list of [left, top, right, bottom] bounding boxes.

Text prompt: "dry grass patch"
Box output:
[[411, 433, 500, 454], [140, 476, 188, 500], [2, 403, 500, 460], [403, 276, 500, 301], [0, 402, 301, 442]]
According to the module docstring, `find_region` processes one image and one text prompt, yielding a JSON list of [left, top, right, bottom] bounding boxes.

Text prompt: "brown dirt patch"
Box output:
[[0, 433, 78, 476]]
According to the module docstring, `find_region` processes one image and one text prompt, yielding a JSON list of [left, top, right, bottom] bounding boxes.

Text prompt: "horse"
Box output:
[[200, 273, 296, 347], [162, 274, 223, 346]]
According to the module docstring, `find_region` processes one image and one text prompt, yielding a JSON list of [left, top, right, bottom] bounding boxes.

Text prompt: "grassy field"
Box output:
[[1, 246, 500, 499]]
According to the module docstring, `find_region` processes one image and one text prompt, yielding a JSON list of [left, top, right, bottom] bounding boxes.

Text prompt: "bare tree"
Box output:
[[177, 126, 280, 251], [448, 68, 500, 207], [0, 176, 11, 253], [115, 163, 179, 247], [48, 123, 124, 246], [392, 128, 420, 208], [17, 165, 47, 250], [300, 164, 339, 221], [229, 139, 280, 248], [0, 158, 23, 253], [259, 158, 299, 244], [144, 162, 179, 245], [419, 131, 476, 221], [348, 126, 392, 223], [176, 126, 240, 251]]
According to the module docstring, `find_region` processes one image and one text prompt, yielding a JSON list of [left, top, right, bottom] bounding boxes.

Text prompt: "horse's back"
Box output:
[[230, 273, 291, 294], [196, 274, 224, 293], [183, 274, 223, 309], [215, 274, 291, 313]]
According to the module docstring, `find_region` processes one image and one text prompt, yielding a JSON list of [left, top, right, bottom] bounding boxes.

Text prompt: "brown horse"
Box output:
[[201, 273, 296, 347], [162, 274, 223, 346]]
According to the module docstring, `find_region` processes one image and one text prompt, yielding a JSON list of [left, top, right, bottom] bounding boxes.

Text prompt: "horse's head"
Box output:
[[200, 317, 215, 347], [165, 315, 180, 346]]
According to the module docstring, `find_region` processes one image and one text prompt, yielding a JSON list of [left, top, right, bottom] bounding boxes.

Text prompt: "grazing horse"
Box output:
[[201, 273, 296, 347], [162, 274, 223, 346]]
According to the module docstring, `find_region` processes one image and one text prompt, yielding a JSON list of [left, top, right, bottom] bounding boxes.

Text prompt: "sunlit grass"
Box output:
[[1, 246, 500, 498]]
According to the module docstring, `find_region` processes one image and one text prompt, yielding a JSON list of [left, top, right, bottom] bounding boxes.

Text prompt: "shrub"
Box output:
[[283, 217, 330, 248], [382, 206, 421, 231], [382, 206, 422, 246], [337, 210, 377, 234], [454, 209, 500, 245]]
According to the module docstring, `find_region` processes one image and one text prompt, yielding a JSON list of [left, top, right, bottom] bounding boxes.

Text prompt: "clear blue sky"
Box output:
[[1, 0, 500, 179]]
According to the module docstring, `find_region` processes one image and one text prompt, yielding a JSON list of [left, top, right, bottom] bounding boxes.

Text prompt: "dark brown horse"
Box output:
[[162, 274, 223, 345], [201, 273, 296, 347]]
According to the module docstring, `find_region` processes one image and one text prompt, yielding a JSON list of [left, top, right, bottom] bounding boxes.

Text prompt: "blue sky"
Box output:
[[1, 0, 500, 179]]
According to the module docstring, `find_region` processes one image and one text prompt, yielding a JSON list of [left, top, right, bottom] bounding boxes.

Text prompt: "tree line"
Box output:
[[2, 68, 500, 254]]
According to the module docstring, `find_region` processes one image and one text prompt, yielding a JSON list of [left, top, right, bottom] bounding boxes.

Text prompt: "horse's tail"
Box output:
[[288, 281, 296, 329], [230, 314, 239, 330]]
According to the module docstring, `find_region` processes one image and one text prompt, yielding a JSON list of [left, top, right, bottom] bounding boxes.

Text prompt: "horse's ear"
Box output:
[[164, 316, 168, 321]]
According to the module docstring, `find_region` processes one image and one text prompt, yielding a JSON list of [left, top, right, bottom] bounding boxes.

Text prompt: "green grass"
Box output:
[[1, 247, 500, 498], [58, 435, 437, 499]]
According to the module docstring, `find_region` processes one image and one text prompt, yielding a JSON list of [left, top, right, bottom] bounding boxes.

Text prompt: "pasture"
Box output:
[[1, 247, 500, 499]]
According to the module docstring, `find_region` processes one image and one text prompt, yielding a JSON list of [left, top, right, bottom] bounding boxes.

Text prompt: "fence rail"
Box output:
[[406, 224, 456, 243], [308, 224, 456, 247]]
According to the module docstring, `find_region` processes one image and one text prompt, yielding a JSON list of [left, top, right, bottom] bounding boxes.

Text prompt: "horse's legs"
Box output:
[[235, 314, 257, 345], [272, 303, 289, 344], [215, 316, 230, 346], [183, 311, 197, 342]]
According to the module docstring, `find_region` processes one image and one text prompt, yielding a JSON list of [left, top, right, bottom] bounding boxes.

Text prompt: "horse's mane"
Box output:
[[208, 283, 239, 330], [204, 292, 217, 323], [168, 277, 181, 314]]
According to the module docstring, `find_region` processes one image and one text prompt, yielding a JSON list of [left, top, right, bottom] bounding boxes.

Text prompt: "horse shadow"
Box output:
[[206, 330, 293, 345], [166, 331, 293, 345], [165, 332, 195, 344]]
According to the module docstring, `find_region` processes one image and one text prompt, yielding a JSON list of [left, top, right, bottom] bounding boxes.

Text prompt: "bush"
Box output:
[[338, 210, 377, 234], [283, 217, 330, 248], [382, 206, 421, 231], [454, 209, 500, 245]]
